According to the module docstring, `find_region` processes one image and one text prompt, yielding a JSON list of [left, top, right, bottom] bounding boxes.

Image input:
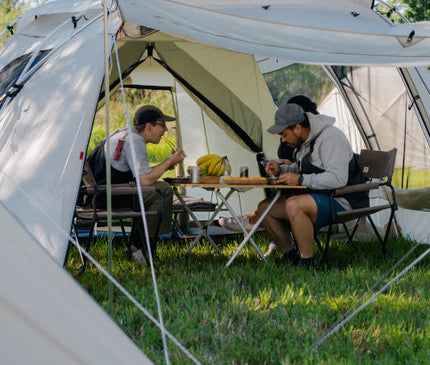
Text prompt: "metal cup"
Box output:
[[190, 166, 200, 183], [239, 166, 249, 178]]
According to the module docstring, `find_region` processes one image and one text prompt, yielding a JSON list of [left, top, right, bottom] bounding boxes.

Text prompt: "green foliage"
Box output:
[[0, 0, 24, 48], [263, 64, 334, 108], [400, 0, 430, 21], [392, 168, 430, 189], [66, 235, 430, 364]]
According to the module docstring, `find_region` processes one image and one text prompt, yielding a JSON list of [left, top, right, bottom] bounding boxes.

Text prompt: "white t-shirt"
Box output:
[[105, 128, 152, 177]]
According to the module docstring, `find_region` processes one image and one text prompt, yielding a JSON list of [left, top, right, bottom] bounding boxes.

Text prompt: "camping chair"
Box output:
[[73, 161, 165, 270], [315, 148, 398, 261]]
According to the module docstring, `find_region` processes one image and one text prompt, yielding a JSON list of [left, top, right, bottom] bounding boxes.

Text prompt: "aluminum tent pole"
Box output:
[[103, 0, 113, 313]]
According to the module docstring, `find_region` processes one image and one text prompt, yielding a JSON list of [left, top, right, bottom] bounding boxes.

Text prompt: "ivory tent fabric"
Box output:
[[1, 0, 430, 267], [0, 202, 152, 365], [118, 0, 430, 66]]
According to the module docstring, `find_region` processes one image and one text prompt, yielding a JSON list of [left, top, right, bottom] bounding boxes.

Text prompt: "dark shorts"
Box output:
[[310, 193, 345, 229]]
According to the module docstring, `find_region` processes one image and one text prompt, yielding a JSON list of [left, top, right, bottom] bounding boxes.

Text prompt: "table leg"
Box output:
[[215, 190, 265, 259], [225, 190, 281, 267], [174, 187, 232, 257]]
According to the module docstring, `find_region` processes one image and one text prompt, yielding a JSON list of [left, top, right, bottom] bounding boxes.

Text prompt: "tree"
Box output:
[[401, 0, 430, 21], [263, 64, 333, 108], [0, 0, 24, 48]]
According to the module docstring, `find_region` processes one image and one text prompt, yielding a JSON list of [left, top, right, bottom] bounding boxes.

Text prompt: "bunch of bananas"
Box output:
[[187, 154, 231, 177]]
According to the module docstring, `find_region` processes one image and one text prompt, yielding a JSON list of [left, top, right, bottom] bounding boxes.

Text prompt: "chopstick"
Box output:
[[163, 136, 187, 157], [259, 159, 285, 166]]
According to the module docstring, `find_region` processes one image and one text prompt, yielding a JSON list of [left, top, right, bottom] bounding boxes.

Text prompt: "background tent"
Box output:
[[127, 58, 272, 218], [319, 66, 430, 242]]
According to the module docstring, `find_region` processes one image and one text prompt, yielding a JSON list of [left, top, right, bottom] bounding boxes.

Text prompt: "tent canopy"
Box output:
[[119, 0, 430, 66]]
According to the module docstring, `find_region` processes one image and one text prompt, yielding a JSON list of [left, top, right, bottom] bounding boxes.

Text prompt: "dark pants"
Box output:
[[98, 181, 173, 237]]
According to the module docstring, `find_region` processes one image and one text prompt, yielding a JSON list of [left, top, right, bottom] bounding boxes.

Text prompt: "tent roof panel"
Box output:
[[118, 0, 430, 66]]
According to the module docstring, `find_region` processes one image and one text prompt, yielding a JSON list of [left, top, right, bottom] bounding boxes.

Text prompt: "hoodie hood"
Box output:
[[303, 112, 336, 146]]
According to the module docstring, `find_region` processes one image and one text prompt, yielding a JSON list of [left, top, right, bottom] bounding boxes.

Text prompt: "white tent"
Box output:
[[1, 0, 430, 362], [2, 0, 430, 265], [0, 202, 152, 364]]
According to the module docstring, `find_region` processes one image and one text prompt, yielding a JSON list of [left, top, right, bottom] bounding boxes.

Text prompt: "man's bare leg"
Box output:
[[285, 195, 318, 258], [249, 197, 294, 254], [250, 194, 318, 259]]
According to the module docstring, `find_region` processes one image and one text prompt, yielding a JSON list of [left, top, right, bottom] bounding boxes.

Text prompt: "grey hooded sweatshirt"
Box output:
[[280, 112, 352, 210]]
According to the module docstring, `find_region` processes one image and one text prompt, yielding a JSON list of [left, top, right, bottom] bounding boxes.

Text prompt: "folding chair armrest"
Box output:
[[334, 182, 379, 196], [97, 184, 157, 196]]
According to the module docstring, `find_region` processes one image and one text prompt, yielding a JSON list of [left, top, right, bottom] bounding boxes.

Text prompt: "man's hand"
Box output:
[[278, 158, 293, 166], [265, 160, 281, 176], [276, 172, 301, 186], [169, 148, 186, 167]]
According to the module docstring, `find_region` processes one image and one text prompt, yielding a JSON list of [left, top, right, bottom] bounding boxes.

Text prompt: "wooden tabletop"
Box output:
[[169, 183, 307, 189]]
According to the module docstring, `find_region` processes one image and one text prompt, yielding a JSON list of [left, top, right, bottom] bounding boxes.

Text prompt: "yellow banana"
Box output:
[[198, 156, 218, 170], [216, 159, 226, 176], [197, 154, 221, 166], [212, 157, 223, 176], [207, 157, 222, 175], [211, 159, 223, 176], [200, 166, 209, 176]]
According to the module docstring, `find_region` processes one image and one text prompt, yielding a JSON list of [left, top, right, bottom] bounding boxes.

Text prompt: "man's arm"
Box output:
[[139, 149, 185, 186]]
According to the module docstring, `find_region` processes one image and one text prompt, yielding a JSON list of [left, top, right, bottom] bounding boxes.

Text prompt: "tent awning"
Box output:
[[118, 0, 430, 67]]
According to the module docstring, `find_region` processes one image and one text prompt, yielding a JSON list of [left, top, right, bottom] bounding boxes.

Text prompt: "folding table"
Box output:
[[167, 181, 307, 266]]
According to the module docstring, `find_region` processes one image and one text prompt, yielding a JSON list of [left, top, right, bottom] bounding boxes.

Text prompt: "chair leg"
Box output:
[[119, 218, 128, 241], [78, 222, 96, 273], [342, 221, 359, 247], [315, 224, 332, 262], [381, 209, 396, 259], [368, 215, 393, 258], [69, 224, 85, 268], [322, 224, 333, 262]]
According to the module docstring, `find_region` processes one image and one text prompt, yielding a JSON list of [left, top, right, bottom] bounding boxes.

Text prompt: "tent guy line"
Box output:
[[111, 39, 171, 363], [310, 240, 423, 351], [311, 244, 430, 351]]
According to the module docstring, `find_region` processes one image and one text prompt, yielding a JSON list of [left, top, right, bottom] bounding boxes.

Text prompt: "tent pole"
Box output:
[[103, 0, 113, 314]]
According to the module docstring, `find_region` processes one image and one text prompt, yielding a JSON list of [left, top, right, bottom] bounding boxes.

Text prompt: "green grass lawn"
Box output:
[[66, 235, 430, 364]]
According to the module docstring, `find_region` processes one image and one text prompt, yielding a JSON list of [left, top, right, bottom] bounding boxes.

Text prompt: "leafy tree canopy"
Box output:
[[400, 0, 430, 21], [263, 64, 333, 108]]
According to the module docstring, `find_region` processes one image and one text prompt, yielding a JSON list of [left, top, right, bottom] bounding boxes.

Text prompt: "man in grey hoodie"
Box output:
[[220, 103, 358, 268]]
